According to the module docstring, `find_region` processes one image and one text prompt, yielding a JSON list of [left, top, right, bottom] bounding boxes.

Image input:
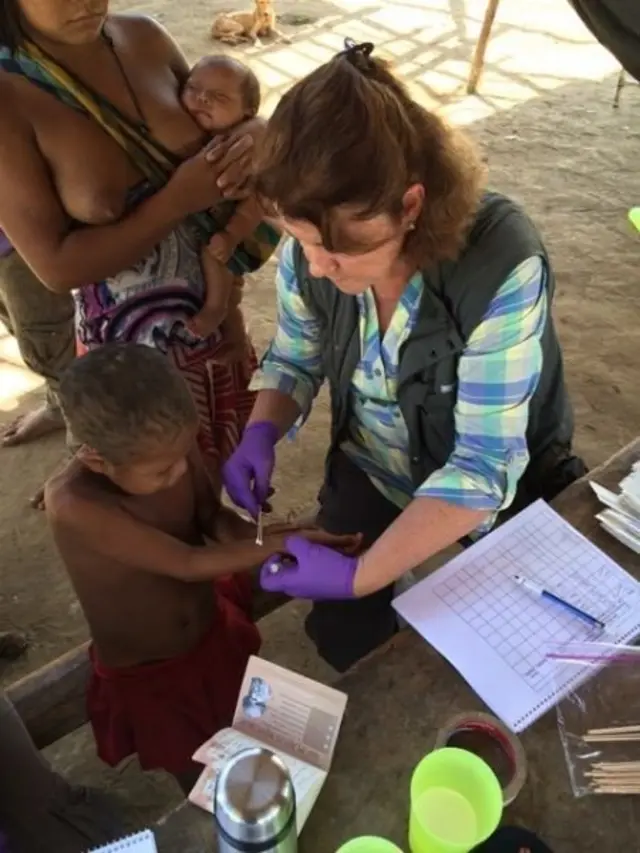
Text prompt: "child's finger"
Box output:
[[334, 531, 362, 554], [263, 521, 300, 536], [301, 530, 362, 552], [342, 532, 363, 555]]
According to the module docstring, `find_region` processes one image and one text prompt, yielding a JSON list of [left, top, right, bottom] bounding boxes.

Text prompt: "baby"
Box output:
[[181, 55, 267, 348]]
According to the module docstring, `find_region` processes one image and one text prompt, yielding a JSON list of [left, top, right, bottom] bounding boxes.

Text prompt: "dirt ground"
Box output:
[[0, 0, 639, 829]]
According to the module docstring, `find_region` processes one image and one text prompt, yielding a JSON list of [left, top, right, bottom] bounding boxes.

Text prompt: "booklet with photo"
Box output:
[[189, 655, 347, 832]]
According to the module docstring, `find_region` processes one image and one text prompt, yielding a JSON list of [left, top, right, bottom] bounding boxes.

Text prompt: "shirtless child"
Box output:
[[45, 343, 356, 792], [181, 55, 270, 347]]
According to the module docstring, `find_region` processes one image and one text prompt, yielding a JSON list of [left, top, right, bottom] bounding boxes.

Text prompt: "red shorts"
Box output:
[[87, 575, 261, 776]]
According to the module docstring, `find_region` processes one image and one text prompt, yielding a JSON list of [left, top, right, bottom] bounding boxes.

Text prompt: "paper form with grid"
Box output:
[[393, 499, 640, 731]]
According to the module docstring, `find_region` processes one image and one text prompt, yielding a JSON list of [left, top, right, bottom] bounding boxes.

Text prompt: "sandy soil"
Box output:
[[0, 0, 639, 829]]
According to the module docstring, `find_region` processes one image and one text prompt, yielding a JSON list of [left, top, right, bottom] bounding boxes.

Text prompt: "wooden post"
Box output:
[[467, 0, 501, 94], [613, 67, 626, 108]]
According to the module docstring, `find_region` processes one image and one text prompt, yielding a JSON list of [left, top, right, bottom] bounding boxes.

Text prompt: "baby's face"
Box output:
[[182, 64, 247, 135]]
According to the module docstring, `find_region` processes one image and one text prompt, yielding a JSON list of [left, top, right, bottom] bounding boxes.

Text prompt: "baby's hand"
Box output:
[[208, 232, 235, 263]]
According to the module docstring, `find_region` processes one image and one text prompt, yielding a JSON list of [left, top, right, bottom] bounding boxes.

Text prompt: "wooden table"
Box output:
[[155, 438, 640, 852]]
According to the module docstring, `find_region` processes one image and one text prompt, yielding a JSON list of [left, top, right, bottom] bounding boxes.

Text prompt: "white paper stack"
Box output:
[[591, 460, 640, 554]]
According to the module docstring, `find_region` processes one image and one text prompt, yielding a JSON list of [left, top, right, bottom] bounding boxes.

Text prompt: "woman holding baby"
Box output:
[[0, 2, 273, 849], [0, 0, 271, 475]]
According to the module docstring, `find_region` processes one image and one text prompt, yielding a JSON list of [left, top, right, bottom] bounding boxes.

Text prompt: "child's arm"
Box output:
[[212, 508, 312, 545], [189, 446, 223, 537], [190, 446, 260, 542], [193, 460, 309, 547], [212, 505, 256, 542], [48, 491, 358, 582]]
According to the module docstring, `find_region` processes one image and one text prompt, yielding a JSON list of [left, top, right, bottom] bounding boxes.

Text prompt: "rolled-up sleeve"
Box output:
[[250, 237, 325, 421], [416, 255, 547, 524]]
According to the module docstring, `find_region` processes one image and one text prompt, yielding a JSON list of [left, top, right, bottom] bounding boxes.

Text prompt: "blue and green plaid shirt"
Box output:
[[252, 238, 547, 532]]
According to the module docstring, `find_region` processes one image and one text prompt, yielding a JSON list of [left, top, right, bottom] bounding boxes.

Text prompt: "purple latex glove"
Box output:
[[222, 421, 279, 518], [260, 535, 358, 600], [0, 230, 12, 258]]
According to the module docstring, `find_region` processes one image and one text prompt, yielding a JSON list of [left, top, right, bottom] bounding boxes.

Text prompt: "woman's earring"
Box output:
[[407, 221, 416, 231]]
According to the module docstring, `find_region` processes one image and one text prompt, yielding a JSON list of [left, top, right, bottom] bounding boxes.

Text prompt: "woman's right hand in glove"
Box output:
[[222, 421, 279, 519]]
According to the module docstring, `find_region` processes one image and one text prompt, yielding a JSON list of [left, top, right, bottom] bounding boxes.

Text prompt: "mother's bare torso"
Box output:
[[0, 13, 217, 348], [0, 14, 203, 230]]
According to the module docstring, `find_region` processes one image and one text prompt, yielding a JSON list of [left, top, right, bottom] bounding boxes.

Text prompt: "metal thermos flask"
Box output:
[[214, 747, 298, 853]]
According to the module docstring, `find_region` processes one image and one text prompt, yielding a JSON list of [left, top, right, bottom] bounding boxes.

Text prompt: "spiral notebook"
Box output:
[[88, 830, 157, 853], [393, 500, 640, 732]]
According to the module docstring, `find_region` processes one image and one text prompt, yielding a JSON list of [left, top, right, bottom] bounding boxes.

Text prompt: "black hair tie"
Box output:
[[338, 38, 375, 69]]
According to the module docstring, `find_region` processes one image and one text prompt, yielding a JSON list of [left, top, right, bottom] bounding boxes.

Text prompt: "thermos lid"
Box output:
[[214, 747, 296, 847]]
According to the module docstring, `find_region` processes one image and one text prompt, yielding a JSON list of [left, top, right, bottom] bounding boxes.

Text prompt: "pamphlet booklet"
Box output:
[[189, 656, 347, 832]]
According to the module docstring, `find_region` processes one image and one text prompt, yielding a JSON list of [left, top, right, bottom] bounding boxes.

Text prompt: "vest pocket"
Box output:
[[418, 394, 456, 470]]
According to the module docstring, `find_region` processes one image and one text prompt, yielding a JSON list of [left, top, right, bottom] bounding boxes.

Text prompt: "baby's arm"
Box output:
[[188, 248, 234, 338], [201, 249, 233, 314], [209, 196, 265, 264]]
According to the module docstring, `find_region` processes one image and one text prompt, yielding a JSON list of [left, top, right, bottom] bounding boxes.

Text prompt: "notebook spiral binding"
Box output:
[[87, 829, 157, 853]]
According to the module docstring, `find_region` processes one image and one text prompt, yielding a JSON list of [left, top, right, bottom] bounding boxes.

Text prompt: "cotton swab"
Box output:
[[586, 758, 640, 794], [587, 725, 640, 736], [584, 734, 640, 742]]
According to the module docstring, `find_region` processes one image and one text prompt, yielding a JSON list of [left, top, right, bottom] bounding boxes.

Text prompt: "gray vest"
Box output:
[[293, 192, 574, 494]]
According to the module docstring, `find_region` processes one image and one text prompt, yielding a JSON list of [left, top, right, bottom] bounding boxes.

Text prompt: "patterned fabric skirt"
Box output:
[[169, 337, 256, 473]]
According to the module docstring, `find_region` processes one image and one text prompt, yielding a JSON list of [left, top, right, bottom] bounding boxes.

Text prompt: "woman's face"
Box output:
[[18, 0, 108, 45], [282, 185, 424, 295]]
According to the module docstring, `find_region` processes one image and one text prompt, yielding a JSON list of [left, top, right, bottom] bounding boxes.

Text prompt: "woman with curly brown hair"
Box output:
[[223, 40, 585, 672]]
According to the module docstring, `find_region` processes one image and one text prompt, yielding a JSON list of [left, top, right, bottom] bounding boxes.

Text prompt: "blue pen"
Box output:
[[513, 574, 606, 631]]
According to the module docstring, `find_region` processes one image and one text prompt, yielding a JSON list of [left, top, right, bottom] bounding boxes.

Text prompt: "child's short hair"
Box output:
[[59, 344, 198, 463]]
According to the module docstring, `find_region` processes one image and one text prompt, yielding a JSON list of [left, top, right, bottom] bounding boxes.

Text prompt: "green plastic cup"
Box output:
[[337, 838, 404, 853], [409, 747, 503, 853], [629, 207, 640, 232]]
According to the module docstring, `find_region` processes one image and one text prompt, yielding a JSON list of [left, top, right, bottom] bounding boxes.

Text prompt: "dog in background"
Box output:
[[211, 0, 290, 45]]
